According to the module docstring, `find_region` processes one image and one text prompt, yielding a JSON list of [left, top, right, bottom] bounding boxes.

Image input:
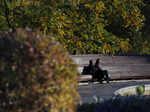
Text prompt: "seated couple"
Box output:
[[82, 58, 110, 83]]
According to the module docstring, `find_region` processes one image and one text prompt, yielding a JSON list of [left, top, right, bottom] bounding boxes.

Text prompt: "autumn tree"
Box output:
[[0, 0, 148, 55]]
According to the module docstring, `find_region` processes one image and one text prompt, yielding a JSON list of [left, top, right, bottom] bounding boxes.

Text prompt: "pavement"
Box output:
[[78, 79, 150, 104]]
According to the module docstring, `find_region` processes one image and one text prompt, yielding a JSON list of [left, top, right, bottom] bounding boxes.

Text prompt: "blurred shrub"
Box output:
[[136, 85, 145, 96], [77, 95, 150, 112], [0, 29, 80, 112]]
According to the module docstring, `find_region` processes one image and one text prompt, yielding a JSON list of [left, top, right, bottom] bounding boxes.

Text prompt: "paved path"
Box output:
[[78, 79, 150, 103]]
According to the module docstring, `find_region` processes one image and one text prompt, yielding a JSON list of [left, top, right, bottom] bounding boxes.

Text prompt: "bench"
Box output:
[[71, 55, 150, 81]]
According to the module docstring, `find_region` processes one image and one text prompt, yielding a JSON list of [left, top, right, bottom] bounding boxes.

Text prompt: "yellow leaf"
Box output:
[[58, 29, 65, 35]]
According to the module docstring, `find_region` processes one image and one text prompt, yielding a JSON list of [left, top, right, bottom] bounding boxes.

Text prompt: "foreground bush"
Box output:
[[0, 29, 80, 112], [77, 95, 150, 112]]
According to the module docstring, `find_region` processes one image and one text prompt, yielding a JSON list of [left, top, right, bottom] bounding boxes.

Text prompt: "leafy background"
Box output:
[[0, 0, 150, 55]]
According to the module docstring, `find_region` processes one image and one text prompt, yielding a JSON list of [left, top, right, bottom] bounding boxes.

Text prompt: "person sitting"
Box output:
[[93, 58, 110, 83], [82, 59, 94, 75]]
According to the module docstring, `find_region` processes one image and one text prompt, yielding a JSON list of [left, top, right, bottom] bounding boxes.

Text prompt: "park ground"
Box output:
[[78, 79, 150, 103]]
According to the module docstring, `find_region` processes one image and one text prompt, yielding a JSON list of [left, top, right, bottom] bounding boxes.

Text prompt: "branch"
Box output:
[[4, 0, 15, 32]]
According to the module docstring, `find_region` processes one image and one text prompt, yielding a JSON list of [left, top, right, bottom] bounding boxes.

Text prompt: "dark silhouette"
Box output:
[[93, 58, 110, 83], [82, 60, 94, 75], [82, 58, 110, 83]]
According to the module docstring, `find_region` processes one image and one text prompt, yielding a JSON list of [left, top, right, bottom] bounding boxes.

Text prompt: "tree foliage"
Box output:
[[0, 0, 149, 55], [0, 29, 79, 112]]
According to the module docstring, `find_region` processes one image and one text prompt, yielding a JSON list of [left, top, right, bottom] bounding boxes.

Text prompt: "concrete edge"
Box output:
[[114, 84, 150, 96]]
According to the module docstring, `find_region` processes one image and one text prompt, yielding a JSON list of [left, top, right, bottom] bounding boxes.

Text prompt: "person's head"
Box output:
[[89, 60, 93, 65], [95, 58, 100, 65]]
